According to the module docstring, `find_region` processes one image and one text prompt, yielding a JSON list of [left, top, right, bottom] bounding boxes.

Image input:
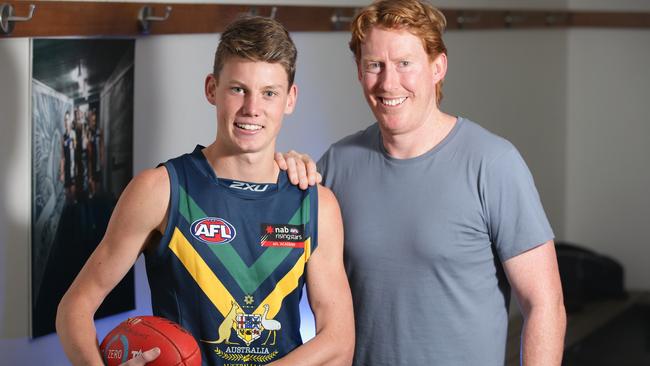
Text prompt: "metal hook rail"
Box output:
[[331, 9, 359, 31], [0, 3, 35, 35], [138, 5, 172, 34], [247, 6, 278, 20], [0, 2, 648, 38]]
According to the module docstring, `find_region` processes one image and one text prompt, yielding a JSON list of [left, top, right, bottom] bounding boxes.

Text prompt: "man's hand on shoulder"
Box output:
[[275, 150, 321, 190]]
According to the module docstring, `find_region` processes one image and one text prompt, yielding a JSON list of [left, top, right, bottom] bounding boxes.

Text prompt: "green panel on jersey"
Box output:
[[178, 186, 311, 294]]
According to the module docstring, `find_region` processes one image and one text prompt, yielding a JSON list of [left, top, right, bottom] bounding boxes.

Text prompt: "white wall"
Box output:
[[0, 37, 34, 357], [566, 28, 650, 290], [443, 29, 568, 237], [134, 34, 216, 171], [278, 33, 373, 158]]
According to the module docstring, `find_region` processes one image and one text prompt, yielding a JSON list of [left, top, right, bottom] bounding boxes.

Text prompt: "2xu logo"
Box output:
[[230, 181, 270, 192], [191, 217, 237, 244]]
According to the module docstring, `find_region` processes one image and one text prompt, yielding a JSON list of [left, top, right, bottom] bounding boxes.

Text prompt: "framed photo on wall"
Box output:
[[31, 39, 135, 338]]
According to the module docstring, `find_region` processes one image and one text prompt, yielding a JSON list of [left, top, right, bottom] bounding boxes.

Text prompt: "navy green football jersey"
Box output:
[[145, 146, 318, 366]]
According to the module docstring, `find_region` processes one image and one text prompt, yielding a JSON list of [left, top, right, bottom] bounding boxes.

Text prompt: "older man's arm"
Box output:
[[503, 240, 566, 366]]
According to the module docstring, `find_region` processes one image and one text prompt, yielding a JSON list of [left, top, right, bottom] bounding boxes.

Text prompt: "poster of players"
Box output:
[[31, 39, 135, 337]]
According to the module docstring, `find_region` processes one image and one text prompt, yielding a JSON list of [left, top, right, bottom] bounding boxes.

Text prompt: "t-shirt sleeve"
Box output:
[[482, 147, 554, 261], [316, 147, 333, 188]]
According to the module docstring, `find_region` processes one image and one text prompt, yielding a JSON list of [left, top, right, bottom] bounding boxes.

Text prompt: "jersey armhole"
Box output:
[[306, 185, 319, 261], [156, 162, 180, 255]]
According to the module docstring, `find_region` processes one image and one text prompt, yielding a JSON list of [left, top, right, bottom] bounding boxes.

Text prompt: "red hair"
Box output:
[[349, 0, 448, 104]]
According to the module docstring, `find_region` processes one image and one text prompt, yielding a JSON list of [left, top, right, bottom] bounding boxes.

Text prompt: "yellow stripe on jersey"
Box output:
[[256, 238, 312, 318], [169, 227, 239, 316]]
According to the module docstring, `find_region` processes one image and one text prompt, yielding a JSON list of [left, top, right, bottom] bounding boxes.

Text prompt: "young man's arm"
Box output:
[[268, 185, 355, 366], [56, 167, 170, 366], [503, 241, 566, 366]]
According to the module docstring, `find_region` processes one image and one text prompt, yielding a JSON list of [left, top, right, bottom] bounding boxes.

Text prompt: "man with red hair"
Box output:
[[278, 0, 566, 365]]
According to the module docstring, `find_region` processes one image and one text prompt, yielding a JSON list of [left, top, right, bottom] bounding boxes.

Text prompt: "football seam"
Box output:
[[142, 321, 187, 361], [181, 344, 201, 362]]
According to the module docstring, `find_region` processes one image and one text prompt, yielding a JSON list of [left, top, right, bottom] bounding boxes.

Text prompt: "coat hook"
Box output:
[[0, 3, 36, 35], [545, 12, 568, 26], [456, 11, 481, 29], [138, 5, 172, 34], [504, 12, 526, 27], [331, 9, 355, 31], [246, 6, 276, 19]]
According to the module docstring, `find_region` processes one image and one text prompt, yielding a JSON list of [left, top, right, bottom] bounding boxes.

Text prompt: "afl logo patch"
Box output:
[[190, 217, 236, 244]]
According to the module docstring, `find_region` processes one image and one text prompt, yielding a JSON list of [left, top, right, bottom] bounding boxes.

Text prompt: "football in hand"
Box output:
[[100, 316, 201, 366]]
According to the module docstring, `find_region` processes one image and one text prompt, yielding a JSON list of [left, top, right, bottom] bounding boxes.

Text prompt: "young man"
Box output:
[[57, 16, 354, 366], [278, 0, 566, 365]]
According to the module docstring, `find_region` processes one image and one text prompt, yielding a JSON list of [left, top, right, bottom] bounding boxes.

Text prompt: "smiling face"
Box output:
[[205, 57, 297, 157], [358, 26, 445, 137]]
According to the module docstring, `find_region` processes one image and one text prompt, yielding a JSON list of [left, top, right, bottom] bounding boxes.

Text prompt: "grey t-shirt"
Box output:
[[317, 117, 554, 366]]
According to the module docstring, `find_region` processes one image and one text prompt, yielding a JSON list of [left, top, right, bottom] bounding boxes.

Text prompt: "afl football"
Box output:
[[99, 316, 201, 366]]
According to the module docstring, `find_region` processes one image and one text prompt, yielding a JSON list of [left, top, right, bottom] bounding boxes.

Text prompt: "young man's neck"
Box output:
[[381, 112, 457, 159], [202, 143, 279, 183]]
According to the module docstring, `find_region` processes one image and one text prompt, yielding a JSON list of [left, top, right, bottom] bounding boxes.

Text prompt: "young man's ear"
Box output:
[[205, 74, 218, 105], [284, 84, 298, 115]]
